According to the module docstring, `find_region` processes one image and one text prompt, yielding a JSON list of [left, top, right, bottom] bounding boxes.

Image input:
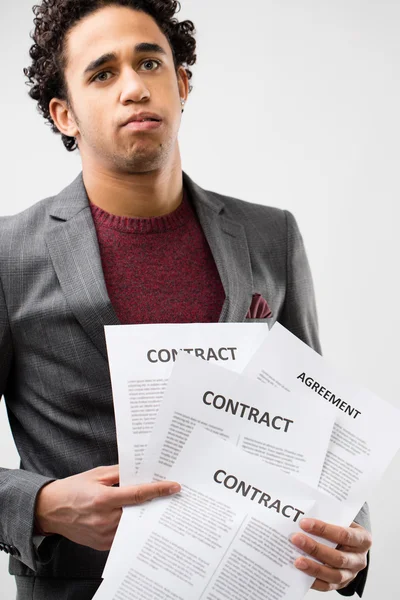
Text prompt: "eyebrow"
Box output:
[[83, 43, 168, 76]]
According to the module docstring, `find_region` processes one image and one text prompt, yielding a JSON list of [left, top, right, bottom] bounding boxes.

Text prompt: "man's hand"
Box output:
[[291, 519, 372, 592], [35, 465, 181, 551]]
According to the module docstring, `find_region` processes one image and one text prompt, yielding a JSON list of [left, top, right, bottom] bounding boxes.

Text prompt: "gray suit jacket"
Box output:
[[0, 171, 369, 595]]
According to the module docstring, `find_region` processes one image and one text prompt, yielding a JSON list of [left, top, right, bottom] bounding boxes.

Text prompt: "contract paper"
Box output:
[[103, 323, 269, 580], [138, 353, 336, 488], [105, 323, 269, 486], [94, 427, 344, 600], [243, 322, 400, 523]]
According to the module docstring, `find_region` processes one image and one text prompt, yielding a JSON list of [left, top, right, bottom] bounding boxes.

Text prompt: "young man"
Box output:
[[0, 1, 371, 598]]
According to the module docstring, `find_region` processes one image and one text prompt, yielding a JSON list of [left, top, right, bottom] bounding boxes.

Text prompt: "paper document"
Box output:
[[138, 353, 336, 488], [94, 427, 343, 600], [104, 352, 335, 580], [243, 322, 400, 523], [103, 323, 269, 580], [105, 323, 269, 486]]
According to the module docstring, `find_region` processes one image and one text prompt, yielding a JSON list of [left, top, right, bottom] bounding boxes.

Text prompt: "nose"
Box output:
[[119, 68, 150, 104]]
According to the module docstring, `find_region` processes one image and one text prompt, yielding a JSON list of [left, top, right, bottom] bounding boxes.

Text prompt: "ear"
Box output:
[[177, 66, 190, 103], [49, 97, 79, 138]]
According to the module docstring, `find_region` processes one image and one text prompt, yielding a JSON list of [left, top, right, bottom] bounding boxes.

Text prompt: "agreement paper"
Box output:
[[95, 427, 343, 600], [138, 353, 336, 488], [243, 322, 400, 523], [105, 323, 269, 486]]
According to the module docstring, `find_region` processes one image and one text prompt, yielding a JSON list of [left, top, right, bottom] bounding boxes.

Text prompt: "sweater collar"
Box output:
[[49, 171, 224, 222]]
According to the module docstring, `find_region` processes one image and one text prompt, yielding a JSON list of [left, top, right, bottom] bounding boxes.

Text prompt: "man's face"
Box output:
[[59, 5, 188, 173]]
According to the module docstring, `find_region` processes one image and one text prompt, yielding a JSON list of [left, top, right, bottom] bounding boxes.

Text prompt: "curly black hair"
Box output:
[[23, 0, 197, 152]]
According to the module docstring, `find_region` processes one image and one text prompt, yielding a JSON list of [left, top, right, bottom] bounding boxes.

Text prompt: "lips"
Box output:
[[123, 120, 163, 131], [131, 117, 159, 122], [121, 112, 162, 127]]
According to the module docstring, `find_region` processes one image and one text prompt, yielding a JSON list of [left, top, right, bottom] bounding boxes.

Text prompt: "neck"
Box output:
[[81, 150, 183, 218]]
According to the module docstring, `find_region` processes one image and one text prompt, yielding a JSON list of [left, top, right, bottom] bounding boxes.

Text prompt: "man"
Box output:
[[0, 1, 371, 598]]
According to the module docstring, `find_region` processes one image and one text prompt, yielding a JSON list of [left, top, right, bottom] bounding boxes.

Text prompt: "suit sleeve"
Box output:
[[279, 210, 321, 353], [0, 274, 58, 572], [336, 504, 371, 598], [281, 210, 370, 597]]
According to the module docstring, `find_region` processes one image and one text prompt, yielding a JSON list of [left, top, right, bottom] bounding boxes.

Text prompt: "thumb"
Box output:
[[92, 465, 120, 486]]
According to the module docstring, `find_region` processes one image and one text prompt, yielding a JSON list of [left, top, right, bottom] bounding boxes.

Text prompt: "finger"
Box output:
[[110, 481, 181, 507], [311, 579, 337, 592], [291, 533, 366, 571], [294, 556, 355, 586], [299, 519, 372, 551], [338, 523, 373, 553], [93, 465, 120, 486]]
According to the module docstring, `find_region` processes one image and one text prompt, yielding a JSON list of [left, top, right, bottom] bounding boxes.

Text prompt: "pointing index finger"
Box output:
[[300, 519, 372, 551], [110, 481, 181, 508]]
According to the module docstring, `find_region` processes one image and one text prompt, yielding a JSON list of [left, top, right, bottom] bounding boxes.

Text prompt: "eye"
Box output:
[[91, 60, 161, 83], [140, 59, 162, 72], [92, 70, 113, 83]]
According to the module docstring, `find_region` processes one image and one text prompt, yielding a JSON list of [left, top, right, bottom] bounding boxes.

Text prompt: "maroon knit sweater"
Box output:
[[90, 188, 225, 324]]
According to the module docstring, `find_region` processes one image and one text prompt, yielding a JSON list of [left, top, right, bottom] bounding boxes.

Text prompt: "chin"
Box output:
[[112, 153, 164, 174]]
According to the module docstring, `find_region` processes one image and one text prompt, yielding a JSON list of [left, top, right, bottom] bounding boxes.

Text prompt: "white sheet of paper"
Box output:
[[243, 322, 400, 523], [103, 323, 269, 579], [105, 323, 269, 486], [139, 353, 336, 488], [95, 427, 345, 600]]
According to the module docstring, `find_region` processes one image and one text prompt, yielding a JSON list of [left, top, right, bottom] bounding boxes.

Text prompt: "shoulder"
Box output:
[[0, 195, 58, 262], [216, 189, 285, 219], [201, 186, 300, 243], [0, 195, 57, 231]]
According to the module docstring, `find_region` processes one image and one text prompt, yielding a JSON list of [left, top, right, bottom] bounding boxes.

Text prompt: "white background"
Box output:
[[0, 0, 399, 598]]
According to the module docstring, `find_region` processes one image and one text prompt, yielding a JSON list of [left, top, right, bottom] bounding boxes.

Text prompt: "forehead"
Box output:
[[65, 5, 172, 72]]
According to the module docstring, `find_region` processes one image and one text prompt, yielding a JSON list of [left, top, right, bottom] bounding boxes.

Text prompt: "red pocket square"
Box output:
[[246, 293, 273, 319]]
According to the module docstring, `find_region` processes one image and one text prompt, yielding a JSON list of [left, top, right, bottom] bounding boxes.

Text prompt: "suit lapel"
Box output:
[[183, 173, 254, 323], [45, 173, 120, 359]]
